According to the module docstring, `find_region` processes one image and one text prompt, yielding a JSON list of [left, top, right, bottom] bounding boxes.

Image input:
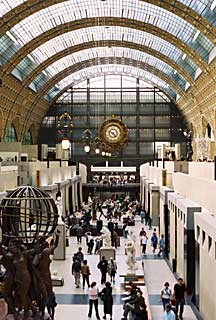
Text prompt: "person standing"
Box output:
[[151, 232, 158, 254], [163, 303, 176, 320], [88, 238, 94, 255], [140, 231, 148, 255], [95, 235, 102, 254], [76, 224, 83, 244], [159, 282, 171, 310], [158, 234, 165, 257], [72, 256, 81, 288], [108, 258, 117, 283], [173, 278, 187, 320], [140, 210, 145, 224], [139, 227, 145, 237], [113, 230, 118, 249], [99, 282, 113, 320], [81, 260, 91, 289], [46, 291, 57, 320], [97, 256, 108, 284], [88, 281, 100, 320], [85, 231, 93, 254]]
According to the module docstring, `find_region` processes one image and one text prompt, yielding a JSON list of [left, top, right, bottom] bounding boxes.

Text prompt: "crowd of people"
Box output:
[[91, 175, 136, 186], [68, 194, 188, 320]]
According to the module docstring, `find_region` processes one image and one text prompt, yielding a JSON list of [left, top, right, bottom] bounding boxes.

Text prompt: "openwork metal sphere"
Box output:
[[0, 186, 58, 245]]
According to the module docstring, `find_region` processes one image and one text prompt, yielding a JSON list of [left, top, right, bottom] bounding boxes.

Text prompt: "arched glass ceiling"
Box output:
[[0, 0, 214, 65], [58, 74, 170, 103], [1, 0, 216, 28], [29, 47, 187, 92], [0, 0, 25, 17], [14, 26, 198, 80], [45, 65, 177, 101]]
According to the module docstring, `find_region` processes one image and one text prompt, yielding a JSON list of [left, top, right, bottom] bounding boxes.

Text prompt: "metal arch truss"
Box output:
[[0, 0, 215, 44]]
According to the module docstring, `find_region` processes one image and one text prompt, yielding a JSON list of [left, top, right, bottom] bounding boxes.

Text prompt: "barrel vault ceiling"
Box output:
[[1, 0, 216, 142]]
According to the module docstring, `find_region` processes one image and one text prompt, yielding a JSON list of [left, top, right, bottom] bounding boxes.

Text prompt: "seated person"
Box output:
[[122, 290, 145, 320], [133, 303, 148, 320]]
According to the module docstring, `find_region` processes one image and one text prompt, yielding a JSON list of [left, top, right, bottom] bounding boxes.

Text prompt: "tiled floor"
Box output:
[[52, 216, 198, 320]]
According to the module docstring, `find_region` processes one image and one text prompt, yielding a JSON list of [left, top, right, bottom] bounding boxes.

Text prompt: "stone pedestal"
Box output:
[[99, 247, 116, 261], [150, 185, 159, 226], [53, 222, 66, 260]]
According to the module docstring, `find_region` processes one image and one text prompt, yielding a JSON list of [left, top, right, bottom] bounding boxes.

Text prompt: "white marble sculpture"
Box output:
[[125, 229, 137, 273], [195, 137, 211, 160], [56, 196, 64, 224], [101, 226, 112, 247]]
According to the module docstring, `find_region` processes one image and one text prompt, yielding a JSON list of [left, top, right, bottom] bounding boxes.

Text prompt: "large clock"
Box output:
[[98, 115, 128, 151]]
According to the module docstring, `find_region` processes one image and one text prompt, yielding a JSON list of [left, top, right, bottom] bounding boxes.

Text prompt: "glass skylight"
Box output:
[[1, 0, 216, 28], [0, 0, 214, 65], [14, 26, 198, 80], [57, 74, 170, 103], [0, 0, 25, 18], [29, 47, 187, 92], [45, 64, 177, 101]]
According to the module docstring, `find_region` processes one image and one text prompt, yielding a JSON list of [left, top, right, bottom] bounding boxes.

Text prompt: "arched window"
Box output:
[[23, 130, 33, 145], [4, 124, 17, 142]]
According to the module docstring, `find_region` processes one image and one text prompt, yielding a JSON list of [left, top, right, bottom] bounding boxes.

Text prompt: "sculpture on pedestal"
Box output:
[[100, 226, 112, 247], [55, 195, 63, 224], [0, 186, 59, 320], [125, 229, 137, 274]]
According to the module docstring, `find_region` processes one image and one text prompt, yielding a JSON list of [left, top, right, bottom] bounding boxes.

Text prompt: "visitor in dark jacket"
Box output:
[[121, 291, 146, 320], [99, 281, 113, 320], [133, 303, 148, 320], [97, 256, 108, 284]]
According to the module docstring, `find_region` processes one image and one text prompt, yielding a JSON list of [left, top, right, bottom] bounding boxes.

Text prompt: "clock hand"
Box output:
[[111, 129, 117, 137]]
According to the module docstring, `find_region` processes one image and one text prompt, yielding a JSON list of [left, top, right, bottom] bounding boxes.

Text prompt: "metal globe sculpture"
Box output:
[[0, 186, 58, 245]]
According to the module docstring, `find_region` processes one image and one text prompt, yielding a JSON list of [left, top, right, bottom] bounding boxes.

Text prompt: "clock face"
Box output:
[[98, 116, 129, 151], [105, 125, 121, 142]]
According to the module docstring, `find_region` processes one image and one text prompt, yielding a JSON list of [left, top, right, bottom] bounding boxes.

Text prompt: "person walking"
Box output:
[[163, 303, 176, 320], [158, 234, 165, 257], [159, 282, 172, 310], [151, 232, 158, 254], [76, 224, 83, 244], [99, 281, 113, 320], [72, 256, 81, 288], [108, 258, 117, 283], [140, 231, 148, 255], [173, 278, 187, 320], [81, 259, 90, 289], [97, 256, 108, 284], [88, 281, 100, 320], [75, 247, 84, 262]]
